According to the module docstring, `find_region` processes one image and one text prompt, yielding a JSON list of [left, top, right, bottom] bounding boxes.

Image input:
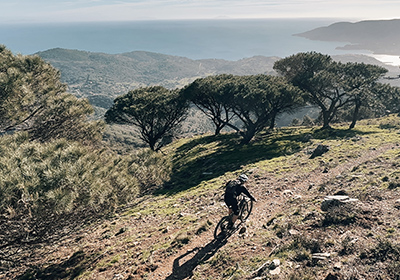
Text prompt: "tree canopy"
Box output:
[[182, 74, 236, 135], [0, 45, 103, 143], [273, 52, 392, 129], [183, 74, 304, 143], [105, 86, 189, 151], [227, 75, 304, 143], [337, 62, 389, 128]]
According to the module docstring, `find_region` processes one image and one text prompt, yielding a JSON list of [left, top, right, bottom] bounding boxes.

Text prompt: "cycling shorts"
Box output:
[[224, 193, 239, 216]]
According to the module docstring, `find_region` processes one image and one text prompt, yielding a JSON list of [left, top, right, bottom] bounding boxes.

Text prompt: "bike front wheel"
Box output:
[[214, 216, 230, 239], [239, 197, 253, 221]]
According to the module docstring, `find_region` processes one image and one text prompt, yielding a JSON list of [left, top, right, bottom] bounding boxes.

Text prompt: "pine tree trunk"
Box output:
[[349, 101, 361, 129]]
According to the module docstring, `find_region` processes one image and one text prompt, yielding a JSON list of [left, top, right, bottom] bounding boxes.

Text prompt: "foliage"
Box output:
[[375, 83, 400, 115], [336, 62, 390, 128], [273, 52, 394, 129], [28, 93, 105, 143], [0, 133, 170, 216], [234, 74, 304, 130], [0, 132, 171, 262], [0, 45, 103, 143], [226, 75, 303, 143], [182, 74, 304, 143], [0, 46, 64, 131], [182, 74, 237, 135], [105, 86, 189, 151]]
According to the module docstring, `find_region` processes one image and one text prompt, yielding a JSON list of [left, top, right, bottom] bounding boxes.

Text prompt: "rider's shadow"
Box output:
[[165, 234, 232, 280]]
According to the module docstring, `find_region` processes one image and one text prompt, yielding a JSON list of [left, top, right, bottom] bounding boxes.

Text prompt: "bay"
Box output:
[[0, 18, 365, 60]]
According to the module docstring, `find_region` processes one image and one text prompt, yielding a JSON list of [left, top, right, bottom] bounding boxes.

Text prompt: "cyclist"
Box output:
[[224, 174, 256, 229]]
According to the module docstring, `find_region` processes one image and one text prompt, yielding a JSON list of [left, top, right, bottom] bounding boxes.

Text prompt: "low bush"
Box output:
[[322, 203, 358, 226], [0, 132, 171, 253], [378, 115, 400, 130]]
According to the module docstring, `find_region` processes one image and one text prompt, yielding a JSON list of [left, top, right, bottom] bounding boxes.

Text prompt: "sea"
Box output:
[[1, 18, 399, 65], [0, 18, 372, 60]]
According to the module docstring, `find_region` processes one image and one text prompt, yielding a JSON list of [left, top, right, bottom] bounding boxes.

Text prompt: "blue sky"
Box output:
[[1, 0, 399, 23]]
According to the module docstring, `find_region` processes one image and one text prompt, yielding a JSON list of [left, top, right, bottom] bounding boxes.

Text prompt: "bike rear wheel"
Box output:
[[214, 216, 230, 239]]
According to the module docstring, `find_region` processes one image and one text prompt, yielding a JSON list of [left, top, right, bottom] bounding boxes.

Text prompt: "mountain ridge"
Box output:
[[295, 18, 400, 55], [36, 48, 400, 111]]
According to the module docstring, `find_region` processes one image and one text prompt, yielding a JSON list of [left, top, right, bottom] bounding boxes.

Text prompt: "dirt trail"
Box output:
[[149, 143, 396, 280]]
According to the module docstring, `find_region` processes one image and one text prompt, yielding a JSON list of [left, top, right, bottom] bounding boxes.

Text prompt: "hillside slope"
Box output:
[[35, 48, 278, 107], [5, 115, 400, 280]]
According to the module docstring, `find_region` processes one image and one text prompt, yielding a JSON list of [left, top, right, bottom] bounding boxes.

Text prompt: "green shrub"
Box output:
[[322, 204, 357, 226], [379, 116, 400, 129], [367, 238, 400, 262], [1, 132, 172, 215]]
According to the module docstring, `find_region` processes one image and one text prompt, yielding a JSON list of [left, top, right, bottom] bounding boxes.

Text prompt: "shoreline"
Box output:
[[367, 54, 400, 67]]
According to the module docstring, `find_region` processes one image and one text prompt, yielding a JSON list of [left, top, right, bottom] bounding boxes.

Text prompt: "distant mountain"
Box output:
[[295, 19, 400, 55], [36, 48, 400, 111], [36, 48, 278, 108]]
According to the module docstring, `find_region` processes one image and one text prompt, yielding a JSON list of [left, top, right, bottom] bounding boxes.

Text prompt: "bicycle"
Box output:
[[214, 194, 253, 239]]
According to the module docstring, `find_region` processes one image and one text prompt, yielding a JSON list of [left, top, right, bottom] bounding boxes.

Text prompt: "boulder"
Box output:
[[394, 199, 400, 209], [325, 272, 341, 280], [312, 252, 331, 261], [301, 133, 313, 143], [269, 266, 281, 275], [321, 195, 358, 211], [310, 144, 330, 159]]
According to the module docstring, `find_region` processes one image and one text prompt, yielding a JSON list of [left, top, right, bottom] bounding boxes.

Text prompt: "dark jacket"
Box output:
[[224, 179, 253, 201]]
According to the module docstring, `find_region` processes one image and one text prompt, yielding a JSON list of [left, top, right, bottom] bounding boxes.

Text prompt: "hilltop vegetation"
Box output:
[[36, 47, 400, 148], [103, 52, 400, 152], [35, 48, 283, 145]]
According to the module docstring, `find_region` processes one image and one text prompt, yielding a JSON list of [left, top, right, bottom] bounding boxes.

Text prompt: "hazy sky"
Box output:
[[1, 0, 399, 23]]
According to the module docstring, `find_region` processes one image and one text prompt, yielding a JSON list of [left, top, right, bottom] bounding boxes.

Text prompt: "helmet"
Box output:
[[238, 174, 249, 182]]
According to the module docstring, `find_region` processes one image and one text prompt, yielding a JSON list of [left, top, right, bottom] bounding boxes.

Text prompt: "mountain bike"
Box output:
[[214, 194, 253, 239]]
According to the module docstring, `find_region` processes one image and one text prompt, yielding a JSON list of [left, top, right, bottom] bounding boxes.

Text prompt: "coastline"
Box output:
[[367, 54, 400, 66]]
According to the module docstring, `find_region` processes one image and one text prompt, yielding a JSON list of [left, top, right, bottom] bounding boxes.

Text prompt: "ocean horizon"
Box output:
[[0, 18, 373, 61]]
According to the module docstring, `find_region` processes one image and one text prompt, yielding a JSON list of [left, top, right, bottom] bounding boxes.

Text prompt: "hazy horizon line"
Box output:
[[1, 15, 390, 25]]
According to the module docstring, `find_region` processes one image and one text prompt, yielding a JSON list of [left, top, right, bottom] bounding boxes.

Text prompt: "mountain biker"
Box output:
[[224, 174, 256, 229]]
